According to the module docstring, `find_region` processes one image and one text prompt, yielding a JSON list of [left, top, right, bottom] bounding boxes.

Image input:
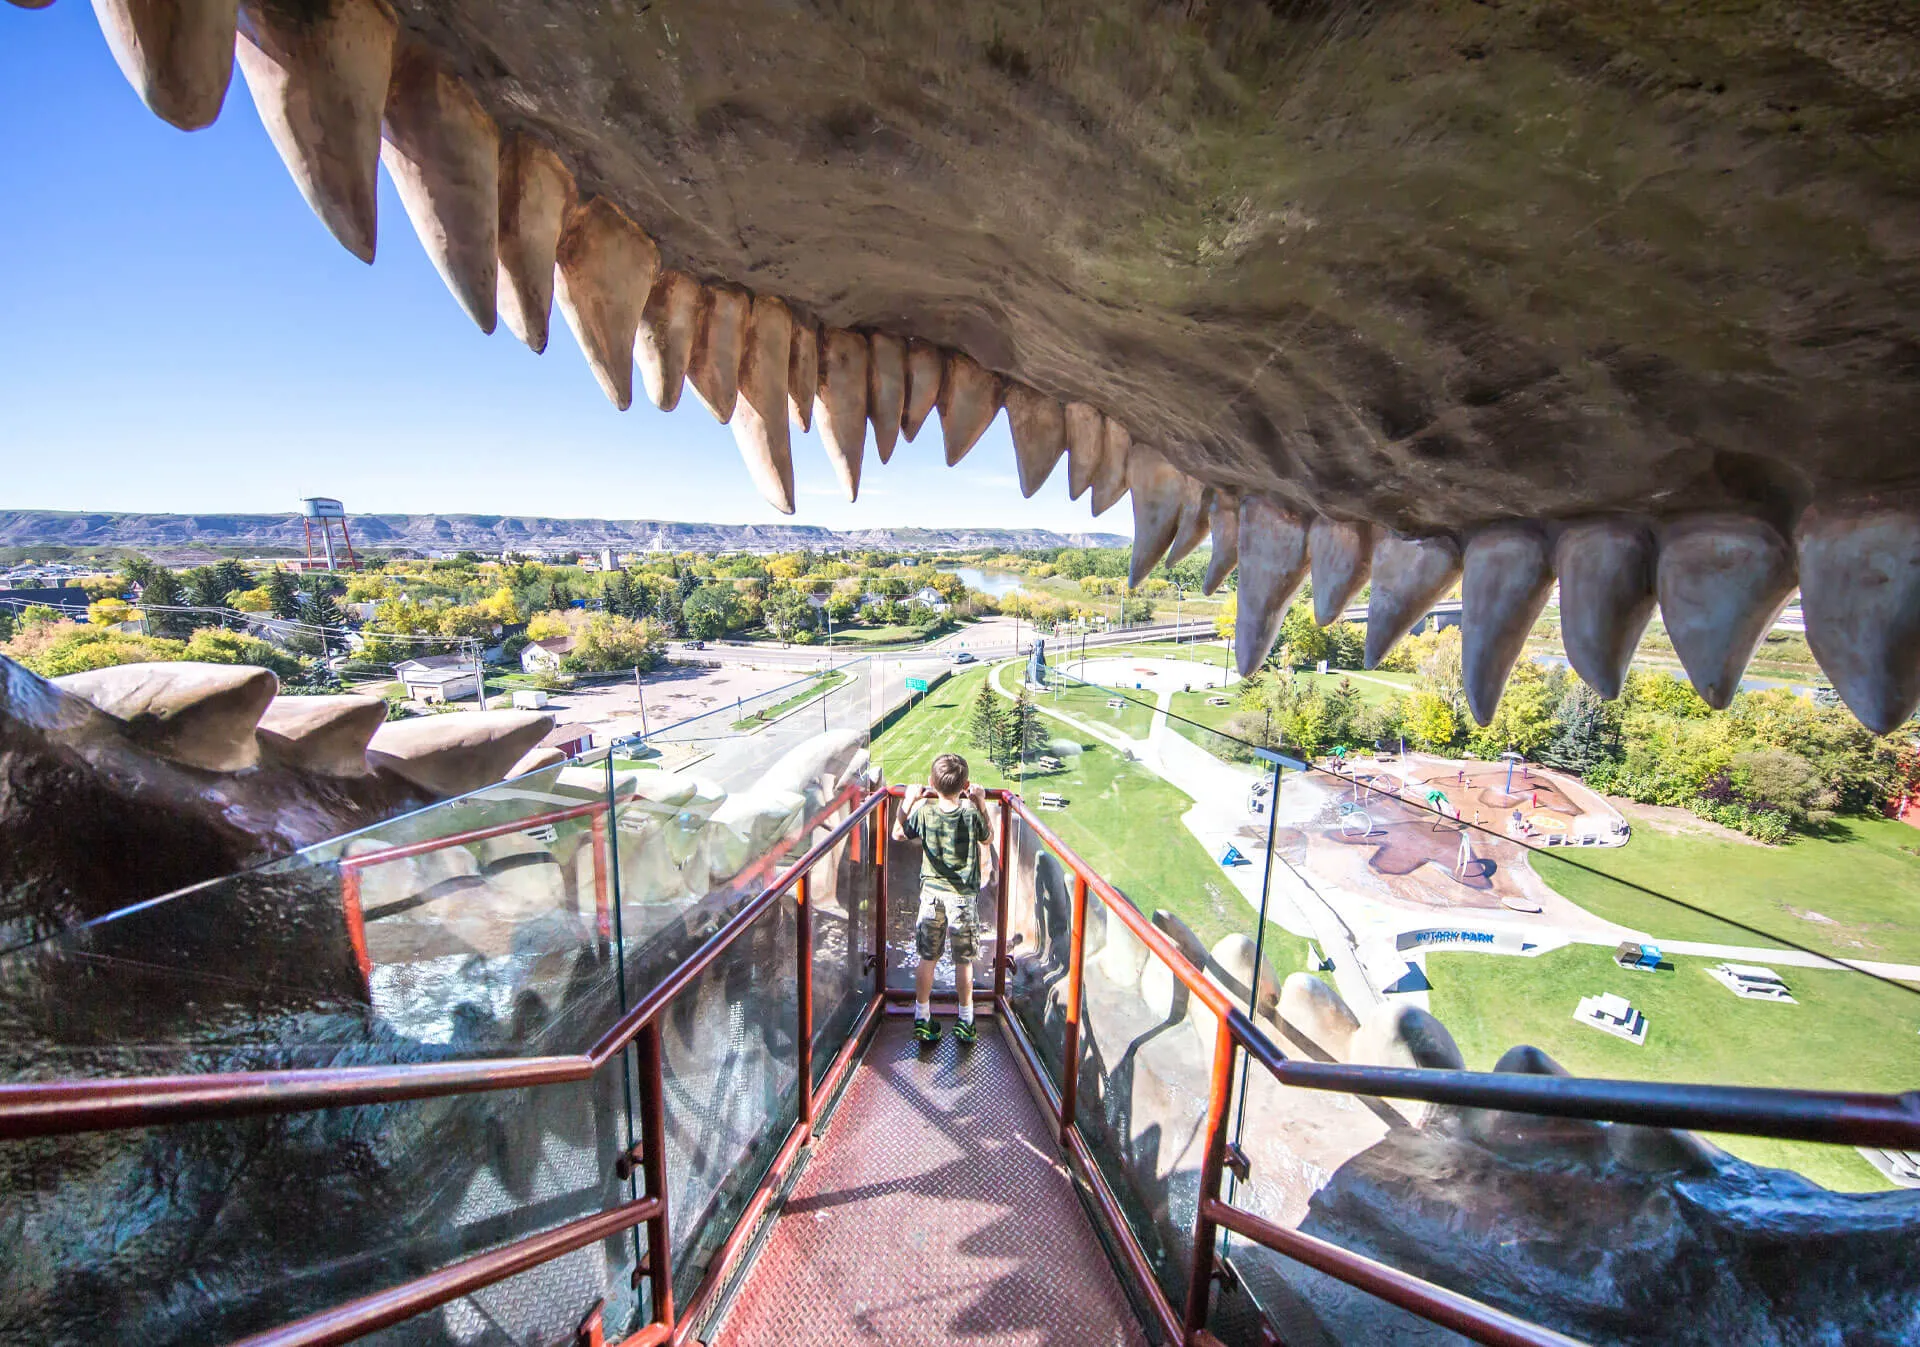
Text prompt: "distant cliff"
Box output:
[[0, 511, 1129, 554]]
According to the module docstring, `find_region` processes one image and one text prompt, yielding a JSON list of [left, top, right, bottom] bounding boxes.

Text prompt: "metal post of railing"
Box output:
[[1057, 872, 1089, 1145], [873, 795, 889, 1001], [1183, 1016, 1238, 1341], [993, 797, 1012, 1006], [796, 871, 815, 1127], [635, 1020, 674, 1330]]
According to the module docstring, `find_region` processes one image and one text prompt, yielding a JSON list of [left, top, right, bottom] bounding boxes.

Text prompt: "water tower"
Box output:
[[300, 497, 360, 571]]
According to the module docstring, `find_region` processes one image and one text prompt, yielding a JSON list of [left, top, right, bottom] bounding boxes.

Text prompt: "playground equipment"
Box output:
[[1336, 803, 1376, 838]]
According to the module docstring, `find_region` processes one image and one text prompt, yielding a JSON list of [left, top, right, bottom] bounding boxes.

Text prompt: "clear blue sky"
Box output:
[[0, 5, 1127, 537]]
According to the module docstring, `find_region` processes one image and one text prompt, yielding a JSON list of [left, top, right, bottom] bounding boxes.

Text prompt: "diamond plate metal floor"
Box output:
[[708, 1017, 1150, 1347]]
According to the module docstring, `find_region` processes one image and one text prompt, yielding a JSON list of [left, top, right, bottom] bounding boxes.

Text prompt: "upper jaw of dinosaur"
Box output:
[[25, 0, 1920, 732]]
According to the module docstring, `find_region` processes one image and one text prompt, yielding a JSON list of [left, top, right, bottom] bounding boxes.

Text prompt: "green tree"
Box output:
[[266, 568, 301, 619], [653, 586, 684, 637], [764, 588, 818, 640], [1276, 600, 1328, 668], [1010, 690, 1048, 766], [1539, 683, 1619, 774], [967, 683, 1012, 769], [139, 568, 194, 638], [683, 584, 738, 640], [301, 591, 348, 655], [1405, 690, 1459, 752]]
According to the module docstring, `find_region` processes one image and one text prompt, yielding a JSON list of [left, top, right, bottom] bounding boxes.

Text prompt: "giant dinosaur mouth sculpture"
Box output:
[[11, 0, 1920, 734]]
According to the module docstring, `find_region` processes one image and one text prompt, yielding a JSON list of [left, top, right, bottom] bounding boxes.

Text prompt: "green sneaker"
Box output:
[[913, 1017, 941, 1044], [953, 1017, 978, 1044]]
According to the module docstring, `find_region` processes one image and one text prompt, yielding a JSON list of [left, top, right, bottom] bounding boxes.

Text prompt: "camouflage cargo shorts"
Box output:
[[915, 886, 981, 962]]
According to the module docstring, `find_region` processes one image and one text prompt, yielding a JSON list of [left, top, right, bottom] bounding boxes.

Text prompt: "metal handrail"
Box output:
[[0, 783, 877, 1141], [985, 788, 1920, 1347]]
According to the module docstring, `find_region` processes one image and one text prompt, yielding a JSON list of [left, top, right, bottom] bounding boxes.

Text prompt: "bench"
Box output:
[[1038, 792, 1068, 810]]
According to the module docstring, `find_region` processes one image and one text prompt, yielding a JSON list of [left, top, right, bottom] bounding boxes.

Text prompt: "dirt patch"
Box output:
[[1609, 798, 1764, 847]]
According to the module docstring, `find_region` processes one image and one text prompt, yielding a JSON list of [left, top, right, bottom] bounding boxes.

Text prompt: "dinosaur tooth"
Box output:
[[901, 338, 942, 442], [1202, 489, 1240, 595], [366, 710, 554, 798], [634, 269, 699, 412], [866, 332, 906, 464], [55, 661, 278, 773], [1657, 513, 1797, 709], [1003, 384, 1065, 498], [553, 197, 659, 411], [1461, 523, 1555, 725], [234, 0, 396, 263], [1234, 496, 1310, 676], [1554, 517, 1657, 700], [786, 319, 818, 432], [1796, 496, 1920, 734], [1278, 971, 1360, 1061], [816, 327, 869, 500], [730, 295, 797, 514], [379, 46, 499, 332], [937, 350, 1001, 466], [93, 0, 237, 131], [1309, 518, 1375, 626], [507, 744, 568, 778], [688, 284, 750, 421], [1364, 533, 1462, 669], [1089, 417, 1131, 516], [1127, 445, 1187, 587], [1063, 401, 1103, 500], [1166, 482, 1213, 568], [255, 693, 384, 776], [494, 134, 572, 354]]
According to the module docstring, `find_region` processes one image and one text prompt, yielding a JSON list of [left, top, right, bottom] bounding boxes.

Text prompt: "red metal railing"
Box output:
[[989, 792, 1920, 1347], [5, 779, 1920, 1347]]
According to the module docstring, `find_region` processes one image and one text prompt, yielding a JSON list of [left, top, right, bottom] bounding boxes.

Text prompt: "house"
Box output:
[[520, 635, 575, 673], [400, 666, 480, 704], [858, 593, 889, 613], [912, 586, 950, 612], [393, 653, 469, 678]]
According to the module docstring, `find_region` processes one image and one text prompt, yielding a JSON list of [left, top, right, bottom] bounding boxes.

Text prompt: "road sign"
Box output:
[[905, 677, 929, 693]]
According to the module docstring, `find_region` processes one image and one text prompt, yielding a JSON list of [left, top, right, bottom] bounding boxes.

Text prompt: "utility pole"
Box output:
[[635, 665, 649, 737], [471, 638, 486, 710]]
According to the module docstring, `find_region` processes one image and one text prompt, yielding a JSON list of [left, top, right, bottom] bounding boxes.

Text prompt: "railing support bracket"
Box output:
[[1224, 1143, 1250, 1184], [614, 1141, 645, 1182]]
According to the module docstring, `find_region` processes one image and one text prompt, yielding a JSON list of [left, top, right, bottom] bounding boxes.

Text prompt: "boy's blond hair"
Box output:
[[930, 752, 970, 797]]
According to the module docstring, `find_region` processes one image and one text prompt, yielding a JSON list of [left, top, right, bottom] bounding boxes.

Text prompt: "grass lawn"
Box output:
[[1055, 640, 1235, 669], [819, 622, 950, 648], [872, 664, 1315, 970], [1036, 677, 1158, 740], [1429, 943, 1920, 1190], [730, 669, 847, 729], [1534, 815, 1920, 965]]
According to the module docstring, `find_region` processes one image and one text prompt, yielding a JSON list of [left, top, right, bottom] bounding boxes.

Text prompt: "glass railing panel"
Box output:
[[882, 794, 1006, 1000], [5, 1071, 636, 1347], [0, 758, 629, 1077], [1071, 884, 1226, 1315], [658, 895, 799, 1308], [808, 805, 876, 1090], [358, 1241, 642, 1347], [1000, 810, 1074, 1084]]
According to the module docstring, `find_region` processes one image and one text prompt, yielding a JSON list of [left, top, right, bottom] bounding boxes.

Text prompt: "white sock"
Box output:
[[958, 1003, 975, 1025], [915, 998, 931, 1020]]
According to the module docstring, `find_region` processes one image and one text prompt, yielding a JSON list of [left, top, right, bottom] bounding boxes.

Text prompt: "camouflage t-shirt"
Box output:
[[904, 798, 989, 896]]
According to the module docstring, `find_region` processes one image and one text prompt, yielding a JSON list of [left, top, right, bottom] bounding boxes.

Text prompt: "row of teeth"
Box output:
[[39, 0, 1920, 737], [52, 658, 560, 789]]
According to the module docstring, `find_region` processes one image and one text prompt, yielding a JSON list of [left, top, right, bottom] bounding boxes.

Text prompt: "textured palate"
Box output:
[[31, 0, 1920, 735]]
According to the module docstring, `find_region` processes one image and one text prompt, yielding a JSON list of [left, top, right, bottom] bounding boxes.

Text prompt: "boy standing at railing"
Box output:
[[894, 752, 992, 1045]]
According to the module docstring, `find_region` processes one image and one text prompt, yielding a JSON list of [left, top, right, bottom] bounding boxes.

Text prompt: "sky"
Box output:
[[0, 6, 1127, 538]]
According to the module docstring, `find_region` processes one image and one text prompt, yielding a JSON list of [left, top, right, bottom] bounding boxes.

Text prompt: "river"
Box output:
[[945, 566, 1028, 598]]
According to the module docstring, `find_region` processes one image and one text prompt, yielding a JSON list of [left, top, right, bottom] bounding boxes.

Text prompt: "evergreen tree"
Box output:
[[654, 587, 684, 637], [548, 579, 570, 612], [140, 568, 193, 638], [266, 568, 301, 619], [212, 558, 253, 601], [1010, 690, 1048, 767], [967, 684, 1011, 770], [1539, 683, 1620, 775], [301, 591, 348, 654], [604, 569, 637, 618]]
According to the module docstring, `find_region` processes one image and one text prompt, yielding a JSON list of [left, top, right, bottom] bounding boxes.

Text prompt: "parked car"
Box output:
[[684, 640, 706, 650]]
